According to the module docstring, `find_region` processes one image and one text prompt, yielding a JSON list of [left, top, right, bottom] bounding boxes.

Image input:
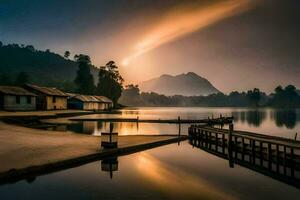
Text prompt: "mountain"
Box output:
[[0, 43, 99, 89], [139, 72, 220, 96]]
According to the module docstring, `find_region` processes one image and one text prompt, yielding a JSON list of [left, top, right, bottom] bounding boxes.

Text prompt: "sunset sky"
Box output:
[[1, 0, 299, 93]]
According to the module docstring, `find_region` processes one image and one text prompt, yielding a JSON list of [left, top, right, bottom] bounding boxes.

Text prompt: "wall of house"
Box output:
[[46, 96, 67, 110], [98, 103, 106, 110], [97, 102, 113, 110], [83, 102, 98, 110], [3, 95, 36, 111]]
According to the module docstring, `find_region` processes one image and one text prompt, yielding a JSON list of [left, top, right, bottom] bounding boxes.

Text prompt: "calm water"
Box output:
[[1, 142, 299, 200], [49, 107, 300, 140]]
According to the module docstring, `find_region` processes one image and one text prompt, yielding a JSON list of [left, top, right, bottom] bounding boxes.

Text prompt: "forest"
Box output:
[[119, 84, 300, 108]]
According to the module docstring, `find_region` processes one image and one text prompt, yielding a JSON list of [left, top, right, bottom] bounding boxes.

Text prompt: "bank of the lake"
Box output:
[[0, 122, 186, 183]]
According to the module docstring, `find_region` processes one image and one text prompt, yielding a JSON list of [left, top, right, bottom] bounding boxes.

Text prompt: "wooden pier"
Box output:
[[188, 125, 300, 188], [71, 116, 234, 124]]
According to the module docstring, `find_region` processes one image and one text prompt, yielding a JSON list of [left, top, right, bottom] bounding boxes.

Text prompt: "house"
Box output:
[[67, 93, 113, 111], [24, 84, 68, 110], [67, 94, 100, 111], [0, 86, 36, 111], [94, 96, 113, 110]]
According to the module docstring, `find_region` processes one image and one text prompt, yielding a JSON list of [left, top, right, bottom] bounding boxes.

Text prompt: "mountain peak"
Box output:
[[140, 72, 220, 96], [160, 74, 173, 78]]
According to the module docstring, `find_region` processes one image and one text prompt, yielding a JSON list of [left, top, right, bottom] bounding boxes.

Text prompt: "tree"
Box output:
[[0, 41, 2, 47], [0, 73, 12, 85], [119, 84, 141, 106], [95, 61, 124, 106], [64, 51, 70, 59], [269, 85, 300, 107], [15, 72, 30, 86], [247, 88, 261, 107], [25, 45, 35, 52], [74, 54, 95, 95]]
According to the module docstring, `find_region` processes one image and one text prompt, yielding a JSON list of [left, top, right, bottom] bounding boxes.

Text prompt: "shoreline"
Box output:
[[0, 121, 187, 184]]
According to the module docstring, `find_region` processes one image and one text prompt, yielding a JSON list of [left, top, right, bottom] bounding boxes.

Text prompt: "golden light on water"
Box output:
[[122, 0, 254, 66], [134, 152, 236, 199]]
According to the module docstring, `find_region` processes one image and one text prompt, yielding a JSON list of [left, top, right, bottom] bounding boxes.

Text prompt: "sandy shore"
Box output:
[[0, 122, 185, 181]]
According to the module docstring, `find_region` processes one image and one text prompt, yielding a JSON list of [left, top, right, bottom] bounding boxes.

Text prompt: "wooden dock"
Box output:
[[71, 116, 234, 124], [188, 125, 300, 188]]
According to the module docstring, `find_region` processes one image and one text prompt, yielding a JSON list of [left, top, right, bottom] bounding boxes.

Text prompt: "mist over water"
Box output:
[[48, 107, 300, 140]]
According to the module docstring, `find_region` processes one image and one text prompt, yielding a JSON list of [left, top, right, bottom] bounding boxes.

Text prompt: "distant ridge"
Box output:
[[139, 72, 220, 96]]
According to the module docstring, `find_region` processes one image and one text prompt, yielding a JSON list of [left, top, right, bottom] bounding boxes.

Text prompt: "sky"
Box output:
[[0, 0, 299, 93]]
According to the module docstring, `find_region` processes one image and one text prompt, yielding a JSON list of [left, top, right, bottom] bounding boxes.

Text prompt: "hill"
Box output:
[[0, 43, 99, 90], [139, 72, 220, 96]]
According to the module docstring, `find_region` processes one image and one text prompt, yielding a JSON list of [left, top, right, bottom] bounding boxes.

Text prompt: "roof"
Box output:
[[94, 95, 113, 103], [0, 86, 37, 96], [65, 92, 77, 98], [68, 94, 113, 103], [71, 95, 100, 102], [25, 84, 68, 97]]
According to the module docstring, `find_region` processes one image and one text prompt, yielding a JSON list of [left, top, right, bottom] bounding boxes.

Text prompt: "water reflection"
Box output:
[[233, 110, 267, 127], [271, 109, 297, 129], [134, 152, 236, 200], [1, 142, 300, 200], [189, 135, 300, 188], [101, 156, 119, 179], [41, 108, 300, 140]]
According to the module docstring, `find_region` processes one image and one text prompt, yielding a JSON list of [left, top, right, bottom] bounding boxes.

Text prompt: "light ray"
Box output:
[[122, 0, 255, 66]]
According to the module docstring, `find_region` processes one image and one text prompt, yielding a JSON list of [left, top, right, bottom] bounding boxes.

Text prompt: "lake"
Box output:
[[48, 107, 300, 140], [1, 141, 299, 200], [1, 107, 300, 199]]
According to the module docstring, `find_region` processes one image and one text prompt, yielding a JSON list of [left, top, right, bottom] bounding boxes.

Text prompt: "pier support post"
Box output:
[[228, 124, 234, 168], [251, 140, 255, 165], [291, 148, 295, 178], [268, 143, 272, 170], [283, 146, 287, 175]]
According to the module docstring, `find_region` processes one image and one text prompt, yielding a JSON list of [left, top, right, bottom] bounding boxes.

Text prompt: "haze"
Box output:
[[1, 0, 299, 93]]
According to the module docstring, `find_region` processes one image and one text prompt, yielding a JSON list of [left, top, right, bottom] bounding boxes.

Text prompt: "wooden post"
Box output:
[[251, 139, 255, 164], [109, 123, 113, 143], [283, 146, 287, 175], [291, 147, 294, 178], [209, 131, 212, 149], [260, 141, 263, 166], [205, 131, 208, 148], [228, 124, 234, 147], [228, 124, 234, 168], [222, 133, 225, 153], [242, 137, 245, 161], [234, 136, 238, 158], [268, 143, 272, 170], [276, 144, 279, 172]]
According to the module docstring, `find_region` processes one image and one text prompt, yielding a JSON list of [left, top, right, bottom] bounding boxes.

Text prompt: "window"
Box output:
[[27, 96, 31, 104], [53, 96, 56, 103], [16, 96, 20, 104]]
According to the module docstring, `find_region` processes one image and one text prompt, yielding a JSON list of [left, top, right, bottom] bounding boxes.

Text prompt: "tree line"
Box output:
[[119, 84, 300, 108], [0, 42, 123, 106]]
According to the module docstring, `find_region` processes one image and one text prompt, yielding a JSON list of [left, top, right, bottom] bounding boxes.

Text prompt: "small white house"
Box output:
[[0, 86, 37, 111]]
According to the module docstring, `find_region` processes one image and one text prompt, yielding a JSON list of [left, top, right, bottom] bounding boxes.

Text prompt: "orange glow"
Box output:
[[134, 152, 237, 199], [122, 0, 254, 66]]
